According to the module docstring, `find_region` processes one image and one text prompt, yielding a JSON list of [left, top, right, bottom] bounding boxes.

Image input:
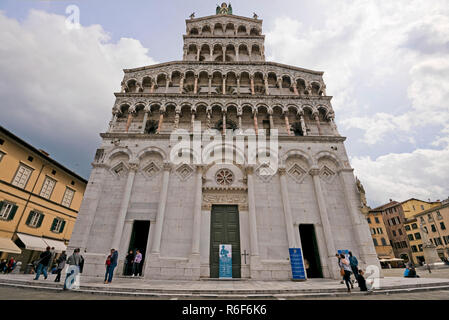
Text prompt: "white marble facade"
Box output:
[[68, 8, 380, 280]]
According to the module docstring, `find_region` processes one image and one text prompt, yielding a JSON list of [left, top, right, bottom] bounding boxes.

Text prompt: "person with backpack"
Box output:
[[34, 247, 52, 280], [348, 251, 359, 283], [339, 253, 353, 292]]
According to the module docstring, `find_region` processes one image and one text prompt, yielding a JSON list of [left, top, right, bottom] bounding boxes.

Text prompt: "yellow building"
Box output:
[[366, 209, 395, 265], [403, 218, 424, 265], [0, 126, 87, 271], [401, 198, 441, 220]]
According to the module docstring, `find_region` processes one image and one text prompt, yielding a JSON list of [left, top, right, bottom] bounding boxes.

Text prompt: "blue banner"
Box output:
[[219, 244, 232, 278], [289, 248, 306, 280]]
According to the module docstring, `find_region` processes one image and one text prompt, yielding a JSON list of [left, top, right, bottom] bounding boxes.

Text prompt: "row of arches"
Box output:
[[110, 101, 337, 137], [123, 71, 325, 96], [187, 22, 261, 36], [184, 42, 264, 62]]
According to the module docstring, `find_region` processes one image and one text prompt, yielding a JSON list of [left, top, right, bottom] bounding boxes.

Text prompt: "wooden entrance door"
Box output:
[[210, 204, 241, 278]]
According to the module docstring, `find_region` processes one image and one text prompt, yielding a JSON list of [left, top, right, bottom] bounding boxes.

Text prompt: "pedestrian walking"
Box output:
[[339, 253, 353, 292], [336, 253, 344, 284], [54, 251, 67, 282], [348, 251, 359, 284], [125, 250, 134, 276], [34, 247, 52, 280], [104, 249, 118, 284], [64, 248, 83, 290], [132, 249, 142, 277]]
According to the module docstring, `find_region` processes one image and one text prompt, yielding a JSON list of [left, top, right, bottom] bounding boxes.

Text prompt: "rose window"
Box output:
[[215, 169, 234, 186]]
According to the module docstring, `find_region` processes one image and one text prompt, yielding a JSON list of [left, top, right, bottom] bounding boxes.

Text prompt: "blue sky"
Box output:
[[0, 0, 448, 206]]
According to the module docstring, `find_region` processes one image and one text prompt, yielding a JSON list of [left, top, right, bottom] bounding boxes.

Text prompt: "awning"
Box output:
[[0, 237, 22, 254], [43, 238, 67, 253], [16, 233, 48, 251]]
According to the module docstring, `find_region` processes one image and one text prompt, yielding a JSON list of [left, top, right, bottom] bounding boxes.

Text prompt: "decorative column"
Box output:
[[246, 166, 260, 257], [206, 109, 211, 129], [179, 74, 184, 94], [151, 162, 171, 254], [268, 111, 274, 133], [292, 83, 299, 96], [314, 112, 322, 136], [174, 109, 180, 130], [141, 108, 150, 134], [222, 47, 226, 62], [196, 47, 201, 61], [299, 112, 307, 136], [236, 76, 240, 94], [248, 47, 252, 61], [191, 111, 196, 132], [222, 111, 226, 135], [125, 107, 136, 132], [310, 166, 337, 277], [279, 168, 298, 248], [338, 168, 376, 265], [135, 84, 141, 93], [222, 75, 226, 95], [193, 75, 198, 94], [165, 76, 170, 93], [120, 81, 126, 93], [237, 113, 242, 130], [191, 165, 203, 255], [253, 110, 258, 134], [284, 112, 291, 136], [157, 108, 165, 134], [250, 75, 255, 95], [264, 76, 269, 95], [208, 75, 212, 94], [210, 48, 213, 61], [111, 162, 138, 250], [150, 81, 155, 93], [236, 46, 239, 61]]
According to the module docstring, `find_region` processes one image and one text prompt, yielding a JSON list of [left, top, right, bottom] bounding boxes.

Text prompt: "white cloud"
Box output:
[[265, 0, 449, 205], [0, 10, 156, 176]]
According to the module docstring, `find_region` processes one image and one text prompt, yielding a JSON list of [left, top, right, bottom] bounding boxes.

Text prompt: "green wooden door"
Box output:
[[210, 205, 241, 278]]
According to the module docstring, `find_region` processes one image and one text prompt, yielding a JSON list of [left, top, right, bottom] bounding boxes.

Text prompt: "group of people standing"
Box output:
[[124, 249, 143, 277], [33, 246, 84, 290], [0, 257, 16, 273], [337, 251, 368, 293]]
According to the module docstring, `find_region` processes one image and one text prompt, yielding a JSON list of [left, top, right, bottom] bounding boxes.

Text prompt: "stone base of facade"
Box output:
[[143, 253, 201, 280]]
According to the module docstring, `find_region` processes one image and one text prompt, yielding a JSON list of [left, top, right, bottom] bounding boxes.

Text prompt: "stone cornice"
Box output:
[[123, 61, 324, 76], [100, 132, 346, 143], [186, 14, 263, 24], [183, 35, 265, 40], [114, 92, 333, 102]]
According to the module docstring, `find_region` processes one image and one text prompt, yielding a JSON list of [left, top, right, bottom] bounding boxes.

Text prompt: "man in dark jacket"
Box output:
[[34, 246, 52, 280], [104, 249, 118, 284]]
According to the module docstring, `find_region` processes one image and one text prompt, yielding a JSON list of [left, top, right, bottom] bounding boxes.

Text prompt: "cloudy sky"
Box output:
[[0, 0, 448, 207]]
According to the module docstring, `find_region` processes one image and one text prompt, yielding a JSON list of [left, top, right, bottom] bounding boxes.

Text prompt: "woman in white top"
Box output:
[[339, 253, 353, 292]]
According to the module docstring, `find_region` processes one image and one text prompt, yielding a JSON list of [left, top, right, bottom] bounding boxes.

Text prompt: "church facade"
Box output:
[[68, 4, 380, 280]]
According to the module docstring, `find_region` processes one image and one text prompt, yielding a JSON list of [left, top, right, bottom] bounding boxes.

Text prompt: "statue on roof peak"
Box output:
[[216, 2, 233, 15]]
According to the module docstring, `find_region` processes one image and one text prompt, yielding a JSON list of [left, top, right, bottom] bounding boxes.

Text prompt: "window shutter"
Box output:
[[7, 205, 18, 221], [60, 220, 66, 233], [50, 218, 57, 232], [25, 211, 34, 225], [37, 214, 44, 228]]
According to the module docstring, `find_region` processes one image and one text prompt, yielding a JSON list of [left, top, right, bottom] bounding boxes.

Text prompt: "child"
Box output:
[[356, 269, 368, 292]]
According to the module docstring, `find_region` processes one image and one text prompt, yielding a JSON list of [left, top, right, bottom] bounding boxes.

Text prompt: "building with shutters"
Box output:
[[68, 4, 380, 280], [0, 125, 87, 269]]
